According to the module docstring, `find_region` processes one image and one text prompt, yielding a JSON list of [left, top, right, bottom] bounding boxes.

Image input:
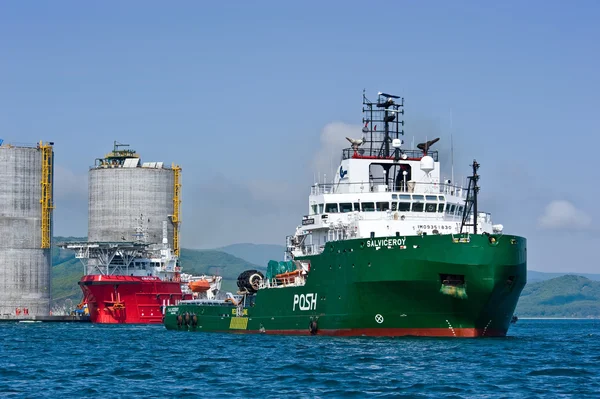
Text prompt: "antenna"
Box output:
[[450, 109, 455, 186], [330, 153, 333, 183]]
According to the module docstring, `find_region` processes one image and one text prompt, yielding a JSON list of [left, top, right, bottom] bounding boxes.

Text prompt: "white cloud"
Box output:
[[538, 200, 591, 230], [312, 122, 361, 178]]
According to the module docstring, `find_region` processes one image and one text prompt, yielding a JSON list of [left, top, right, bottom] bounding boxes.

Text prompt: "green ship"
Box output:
[[163, 91, 526, 337]]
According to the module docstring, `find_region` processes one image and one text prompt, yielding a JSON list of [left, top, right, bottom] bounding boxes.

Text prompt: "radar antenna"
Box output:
[[362, 90, 404, 158]]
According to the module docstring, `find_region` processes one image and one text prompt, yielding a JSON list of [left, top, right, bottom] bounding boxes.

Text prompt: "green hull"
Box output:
[[164, 234, 526, 337]]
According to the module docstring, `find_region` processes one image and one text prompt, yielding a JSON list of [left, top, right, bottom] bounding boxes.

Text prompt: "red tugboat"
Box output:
[[62, 224, 222, 324]]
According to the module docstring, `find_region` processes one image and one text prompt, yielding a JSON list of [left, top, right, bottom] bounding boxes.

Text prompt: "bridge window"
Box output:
[[399, 194, 411, 200], [447, 204, 456, 214], [439, 195, 446, 201], [425, 203, 437, 213], [311, 205, 317, 215], [377, 202, 390, 211], [353, 202, 360, 211], [318, 204, 324, 214], [438, 203, 445, 212], [458, 206, 464, 215], [391, 202, 398, 211], [398, 202, 411, 212], [362, 202, 375, 212], [412, 203, 424, 212], [325, 203, 338, 213], [340, 203, 353, 213], [426, 195, 437, 201]]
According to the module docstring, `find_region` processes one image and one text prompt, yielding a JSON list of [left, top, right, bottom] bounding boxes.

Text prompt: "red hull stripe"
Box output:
[[203, 328, 506, 338]]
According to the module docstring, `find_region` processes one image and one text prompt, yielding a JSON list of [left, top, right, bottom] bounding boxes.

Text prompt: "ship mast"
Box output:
[[460, 159, 480, 234], [362, 91, 405, 158]]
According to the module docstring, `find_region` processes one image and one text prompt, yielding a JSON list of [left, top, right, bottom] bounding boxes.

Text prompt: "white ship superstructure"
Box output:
[[288, 91, 503, 258]]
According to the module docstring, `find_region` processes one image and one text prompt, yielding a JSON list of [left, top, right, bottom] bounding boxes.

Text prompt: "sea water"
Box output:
[[0, 319, 598, 398]]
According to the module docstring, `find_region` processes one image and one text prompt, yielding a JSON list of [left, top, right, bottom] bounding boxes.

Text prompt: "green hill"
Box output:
[[52, 258, 84, 304], [515, 275, 600, 318], [217, 243, 286, 267], [51, 246, 263, 306], [52, 236, 86, 265], [528, 270, 600, 283], [178, 249, 264, 290]]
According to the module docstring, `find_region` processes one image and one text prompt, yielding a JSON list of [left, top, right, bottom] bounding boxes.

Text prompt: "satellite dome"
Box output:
[[420, 155, 434, 173]]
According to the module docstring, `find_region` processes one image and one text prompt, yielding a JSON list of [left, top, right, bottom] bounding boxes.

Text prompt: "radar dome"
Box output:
[[420, 155, 435, 173], [392, 138, 402, 148]]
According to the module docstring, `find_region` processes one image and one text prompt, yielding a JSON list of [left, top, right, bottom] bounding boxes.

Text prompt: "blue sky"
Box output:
[[1, 1, 599, 272]]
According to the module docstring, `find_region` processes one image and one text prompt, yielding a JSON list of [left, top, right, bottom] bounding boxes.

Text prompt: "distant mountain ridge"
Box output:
[[528, 270, 600, 283], [516, 275, 600, 318], [216, 243, 286, 267]]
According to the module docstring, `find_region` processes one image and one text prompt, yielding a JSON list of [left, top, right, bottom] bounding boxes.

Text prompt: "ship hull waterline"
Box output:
[[79, 275, 187, 324], [164, 234, 527, 337]]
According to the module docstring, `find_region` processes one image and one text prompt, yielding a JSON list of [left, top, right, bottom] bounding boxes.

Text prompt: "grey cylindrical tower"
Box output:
[[0, 143, 53, 316], [88, 143, 177, 247]]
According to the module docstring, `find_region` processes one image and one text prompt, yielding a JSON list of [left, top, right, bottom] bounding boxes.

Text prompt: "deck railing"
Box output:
[[342, 146, 438, 161], [311, 181, 467, 198]]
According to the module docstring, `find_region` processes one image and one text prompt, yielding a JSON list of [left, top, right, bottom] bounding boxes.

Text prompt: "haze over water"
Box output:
[[1, 319, 598, 398]]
